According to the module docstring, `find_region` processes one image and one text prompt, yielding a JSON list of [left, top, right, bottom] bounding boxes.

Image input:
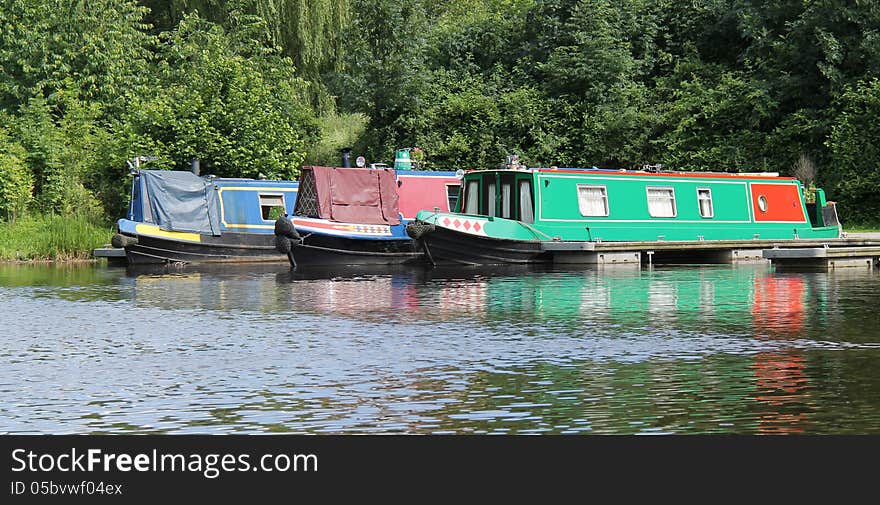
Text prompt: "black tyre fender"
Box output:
[[405, 220, 435, 240], [274, 214, 301, 240], [111, 234, 138, 248]]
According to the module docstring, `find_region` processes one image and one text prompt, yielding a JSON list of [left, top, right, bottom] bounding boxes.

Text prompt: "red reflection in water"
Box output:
[[435, 281, 488, 318], [752, 276, 805, 336], [751, 276, 811, 434], [307, 277, 421, 315], [752, 351, 810, 434]]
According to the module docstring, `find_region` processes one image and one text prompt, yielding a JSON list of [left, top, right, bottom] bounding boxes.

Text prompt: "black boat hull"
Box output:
[[287, 234, 423, 267], [118, 231, 288, 265], [414, 222, 549, 265]]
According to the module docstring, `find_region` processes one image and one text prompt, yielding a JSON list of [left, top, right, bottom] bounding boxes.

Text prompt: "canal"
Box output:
[[1, 262, 879, 434]]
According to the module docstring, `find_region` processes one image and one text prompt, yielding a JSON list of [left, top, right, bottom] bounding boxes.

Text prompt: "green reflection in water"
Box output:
[[0, 262, 115, 287]]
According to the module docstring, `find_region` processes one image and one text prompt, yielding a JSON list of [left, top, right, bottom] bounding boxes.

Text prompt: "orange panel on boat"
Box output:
[[751, 183, 806, 222]]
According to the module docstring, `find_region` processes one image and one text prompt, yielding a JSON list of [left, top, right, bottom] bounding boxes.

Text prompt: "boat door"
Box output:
[[498, 172, 535, 223], [460, 172, 535, 223]]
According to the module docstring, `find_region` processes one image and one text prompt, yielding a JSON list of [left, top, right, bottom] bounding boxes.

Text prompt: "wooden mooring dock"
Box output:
[[543, 234, 880, 270], [93, 247, 127, 266]]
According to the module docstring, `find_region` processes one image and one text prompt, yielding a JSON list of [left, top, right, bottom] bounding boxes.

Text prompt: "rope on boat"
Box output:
[[520, 222, 557, 241], [404, 220, 437, 267], [421, 239, 436, 267]]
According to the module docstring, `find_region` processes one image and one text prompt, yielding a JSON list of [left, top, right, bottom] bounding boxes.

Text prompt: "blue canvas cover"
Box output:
[[139, 170, 221, 236]]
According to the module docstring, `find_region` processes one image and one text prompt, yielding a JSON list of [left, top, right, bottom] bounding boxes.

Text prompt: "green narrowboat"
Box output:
[[406, 167, 842, 265]]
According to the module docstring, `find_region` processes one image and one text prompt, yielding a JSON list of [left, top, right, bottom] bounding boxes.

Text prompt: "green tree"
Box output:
[[0, 0, 153, 110], [128, 12, 318, 180], [146, 0, 350, 109], [14, 93, 110, 219], [0, 126, 34, 223], [827, 79, 880, 223], [652, 61, 778, 171]]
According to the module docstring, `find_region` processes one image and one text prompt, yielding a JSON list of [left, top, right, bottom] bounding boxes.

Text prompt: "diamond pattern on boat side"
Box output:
[[440, 216, 488, 236]]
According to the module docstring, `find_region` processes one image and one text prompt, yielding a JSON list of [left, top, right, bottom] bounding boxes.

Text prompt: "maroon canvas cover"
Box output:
[[307, 166, 400, 225]]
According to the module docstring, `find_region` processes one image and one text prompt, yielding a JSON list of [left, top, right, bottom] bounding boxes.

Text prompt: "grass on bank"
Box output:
[[0, 214, 114, 261], [842, 223, 880, 232]]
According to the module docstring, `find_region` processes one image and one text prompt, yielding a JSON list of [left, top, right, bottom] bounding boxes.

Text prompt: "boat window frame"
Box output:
[[445, 183, 461, 212], [481, 173, 497, 217], [576, 184, 610, 217], [259, 193, 287, 221], [757, 195, 768, 213], [518, 177, 535, 223], [462, 179, 480, 215], [696, 187, 714, 218], [646, 186, 677, 218], [499, 173, 517, 219]]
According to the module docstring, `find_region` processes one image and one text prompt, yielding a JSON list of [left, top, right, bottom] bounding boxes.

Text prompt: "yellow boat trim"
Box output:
[[135, 224, 202, 243]]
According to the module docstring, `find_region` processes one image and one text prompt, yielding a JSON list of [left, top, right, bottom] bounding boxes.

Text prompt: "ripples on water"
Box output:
[[1, 262, 879, 434]]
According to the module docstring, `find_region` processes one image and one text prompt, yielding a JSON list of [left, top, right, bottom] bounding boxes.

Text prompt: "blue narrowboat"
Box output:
[[113, 169, 300, 264]]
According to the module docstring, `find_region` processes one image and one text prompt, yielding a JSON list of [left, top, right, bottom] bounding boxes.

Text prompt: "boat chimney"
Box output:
[[394, 148, 412, 170], [191, 158, 200, 176], [341, 148, 352, 168]]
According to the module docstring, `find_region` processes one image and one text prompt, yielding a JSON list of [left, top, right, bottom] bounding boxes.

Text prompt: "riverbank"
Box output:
[[0, 215, 113, 261]]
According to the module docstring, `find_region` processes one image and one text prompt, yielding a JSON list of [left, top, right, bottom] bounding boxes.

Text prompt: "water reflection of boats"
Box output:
[[275, 264, 555, 318], [120, 263, 818, 327], [121, 263, 840, 339], [752, 351, 811, 434], [751, 274, 812, 434]]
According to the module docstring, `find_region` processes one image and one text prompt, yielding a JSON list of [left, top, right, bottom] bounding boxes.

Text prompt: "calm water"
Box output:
[[1, 261, 879, 434]]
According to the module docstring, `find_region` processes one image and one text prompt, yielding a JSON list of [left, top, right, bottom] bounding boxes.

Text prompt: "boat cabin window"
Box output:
[[462, 174, 534, 221], [463, 180, 480, 214], [260, 194, 286, 220], [482, 176, 497, 216], [501, 181, 512, 218], [446, 184, 461, 212], [577, 185, 609, 217], [697, 188, 713, 218], [499, 173, 518, 219], [647, 187, 676, 218], [757, 195, 768, 213], [518, 180, 534, 223]]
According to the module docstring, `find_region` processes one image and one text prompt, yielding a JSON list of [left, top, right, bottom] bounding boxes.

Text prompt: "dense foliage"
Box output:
[[1, 0, 879, 227]]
